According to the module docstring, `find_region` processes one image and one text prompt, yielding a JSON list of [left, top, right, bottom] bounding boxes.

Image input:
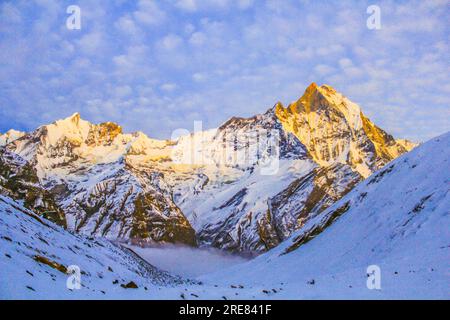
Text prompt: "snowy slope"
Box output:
[[0, 193, 193, 299], [202, 132, 450, 299], [0, 193, 287, 300]]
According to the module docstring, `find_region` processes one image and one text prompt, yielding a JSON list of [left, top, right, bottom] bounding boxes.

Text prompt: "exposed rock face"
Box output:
[[0, 148, 66, 227], [169, 108, 314, 253], [188, 161, 361, 253], [280, 132, 449, 259], [86, 121, 123, 146], [396, 138, 418, 152], [275, 83, 416, 177], [268, 163, 361, 245], [1, 84, 416, 253]]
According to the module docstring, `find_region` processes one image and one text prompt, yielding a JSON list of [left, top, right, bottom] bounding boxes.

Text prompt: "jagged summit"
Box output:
[[47, 113, 136, 142], [275, 83, 416, 177], [67, 111, 81, 121], [277, 82, 362, 126], [0, 129, 25, 146], [216, 83, 415, 176], [169, 83, 417, 252], [3, 112, 179, 195], [52, 112, 122, 137]]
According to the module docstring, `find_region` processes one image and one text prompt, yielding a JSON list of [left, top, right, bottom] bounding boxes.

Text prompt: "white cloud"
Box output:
[[192, 73, 208, 82], [184, 23, 196, 34], [286, 47, 314, 61], [338, 58, 353, 69], [0, 0, 448, 142], [158, 34, 183, 50], [160, 83, 177, 92], [115, 15, 140, 35], [314, 64, 335, 76], [133, 0, 166, 26], [189, 32, 206, 46], [175, 0, 197, 12], [114, 85, 133, 98], [0, 2, 22, 25], [237, 0, 254, 10], [316, 44, 345, 57], [76, 32, 104, 55]]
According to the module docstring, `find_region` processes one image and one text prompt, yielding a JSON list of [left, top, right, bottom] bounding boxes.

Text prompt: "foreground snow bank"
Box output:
[[0, 194, 194, 299]]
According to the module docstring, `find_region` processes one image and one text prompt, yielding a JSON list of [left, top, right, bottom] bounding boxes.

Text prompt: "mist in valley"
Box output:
[[125, 244, 250, 278]]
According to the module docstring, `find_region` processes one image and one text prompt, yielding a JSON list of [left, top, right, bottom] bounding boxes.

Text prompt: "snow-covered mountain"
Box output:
[[1, 131, 447, 299], [203, 132, 450, 299], [0, 83, 416, 253], [0, 148, 66, 227], [275, 83, 412, 178], [0, 129, 25, 146], [171, 108, 362, 252], [1, 114, 196, 246], [167, 83, 416, 252]]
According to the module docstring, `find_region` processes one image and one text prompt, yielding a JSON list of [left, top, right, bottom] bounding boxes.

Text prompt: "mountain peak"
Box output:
[[57, 114, 124, 137], [305, 82, 319, 91], [0, 129, 26, 146], [301, 82, 337, 98], [66, 112, 81, 124], [274, 83, 361, 125], [298, 82, 320, 106], [319, 84, 337, 92], [275, 83, 412, 177]]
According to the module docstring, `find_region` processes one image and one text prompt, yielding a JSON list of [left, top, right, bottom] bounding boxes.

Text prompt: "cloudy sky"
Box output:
[[0, 0, 448, 142]]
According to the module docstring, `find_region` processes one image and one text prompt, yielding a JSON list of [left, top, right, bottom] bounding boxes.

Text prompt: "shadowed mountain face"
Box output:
[[0, 148, 66, 227], [0, 84, 415, 252]]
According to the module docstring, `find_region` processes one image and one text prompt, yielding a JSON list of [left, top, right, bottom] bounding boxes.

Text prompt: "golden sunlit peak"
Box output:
[[301, 82, 322, 98], [304, 82, 319, 93], [68, 112, 81, 120], [56, 112, 82, 126]]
